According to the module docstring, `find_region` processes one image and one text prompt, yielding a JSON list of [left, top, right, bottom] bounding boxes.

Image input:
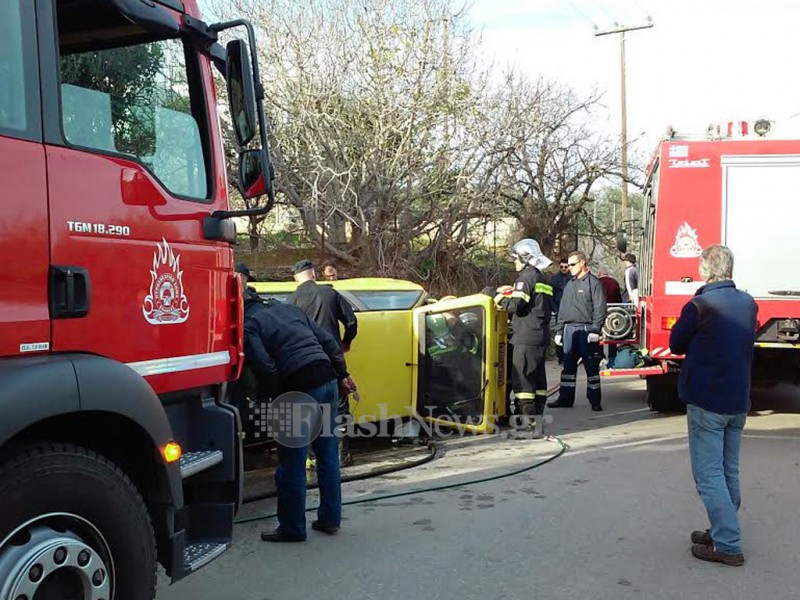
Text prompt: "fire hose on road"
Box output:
[[235, 385, 568, 525]]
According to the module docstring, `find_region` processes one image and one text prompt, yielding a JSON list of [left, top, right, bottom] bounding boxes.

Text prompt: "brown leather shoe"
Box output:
[[691, 544, 744, 566], [691, 529, 713, 546]]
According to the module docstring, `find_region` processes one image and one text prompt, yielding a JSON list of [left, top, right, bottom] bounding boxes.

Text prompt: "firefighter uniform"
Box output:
[[550, 272, 607, 410], [496, 265, 553, 416]]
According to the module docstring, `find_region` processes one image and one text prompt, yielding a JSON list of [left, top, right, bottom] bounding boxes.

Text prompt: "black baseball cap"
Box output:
[[292, 259, 314, 275]]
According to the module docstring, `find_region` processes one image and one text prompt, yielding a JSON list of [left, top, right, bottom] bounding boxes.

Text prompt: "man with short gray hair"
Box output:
[[669, 244, 757, 567], [549, 251, 607, 411]]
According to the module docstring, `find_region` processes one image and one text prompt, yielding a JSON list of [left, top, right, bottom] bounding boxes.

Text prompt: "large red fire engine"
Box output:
[[0, 0, 274, 597], [602, 119, 800, 411]]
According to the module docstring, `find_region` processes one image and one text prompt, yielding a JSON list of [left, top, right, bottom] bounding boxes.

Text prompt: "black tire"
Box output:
[[646, 375, 682, 413], [0, 442, 156, 600]]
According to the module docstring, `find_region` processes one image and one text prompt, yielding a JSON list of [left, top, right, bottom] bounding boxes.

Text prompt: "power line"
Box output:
[[627, 0, 653, 21], [587, 0, 619, 24], [564, 0, 599, 30]]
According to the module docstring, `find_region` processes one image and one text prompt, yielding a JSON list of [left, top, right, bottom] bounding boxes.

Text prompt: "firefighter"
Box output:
[[548, 251, 607, 411], [494, 238, 554, 418]]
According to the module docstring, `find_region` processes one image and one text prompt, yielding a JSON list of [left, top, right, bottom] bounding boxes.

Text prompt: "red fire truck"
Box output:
[[0, 0, 274, 597], [602, 119, 800, 411]]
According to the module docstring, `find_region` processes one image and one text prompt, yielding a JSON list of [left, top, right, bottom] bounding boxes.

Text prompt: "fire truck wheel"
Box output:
[[0, 442, 156, 600], [645, 376, 683, 413]]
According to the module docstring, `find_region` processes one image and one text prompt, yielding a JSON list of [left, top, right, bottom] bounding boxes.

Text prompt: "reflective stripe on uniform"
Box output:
[[587, 376, 600, 383], [587, 383, 601, 390], [559, 381, 576, 388], [535, 390, 548, 397], [534, 283, 553, 296], [510, 291, 531, 303], [561, 374, 577, 381], [515, 392, 536, 400]]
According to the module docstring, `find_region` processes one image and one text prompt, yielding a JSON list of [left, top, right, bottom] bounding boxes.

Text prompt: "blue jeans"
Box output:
[[275, 380, 342, 537], [687, 403, 747, 554]]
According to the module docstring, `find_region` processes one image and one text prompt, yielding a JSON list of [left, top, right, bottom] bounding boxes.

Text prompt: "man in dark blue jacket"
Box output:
[[669, 245, 757, 567], [243, 288, 355, 542]]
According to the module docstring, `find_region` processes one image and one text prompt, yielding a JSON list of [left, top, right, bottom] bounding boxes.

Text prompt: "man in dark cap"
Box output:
[[236, 263, 257, 283], [289, 260, 358, 351], [289, 260, 359, 465]]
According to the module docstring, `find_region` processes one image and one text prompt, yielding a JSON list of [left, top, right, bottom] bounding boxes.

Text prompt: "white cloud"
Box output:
[[470, 0, 800, 152]]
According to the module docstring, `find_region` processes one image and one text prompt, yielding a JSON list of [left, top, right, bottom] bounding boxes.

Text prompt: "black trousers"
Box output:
[[558, 329, 602, 406], [511, 343, 548, 411]]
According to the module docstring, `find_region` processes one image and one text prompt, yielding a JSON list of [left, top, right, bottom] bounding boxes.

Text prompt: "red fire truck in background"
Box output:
[[1, 0, 274, 597], [603, 119, 800, 412]]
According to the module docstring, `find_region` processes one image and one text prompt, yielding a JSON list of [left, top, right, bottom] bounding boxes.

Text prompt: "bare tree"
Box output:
[[485, 75, 625, 257]]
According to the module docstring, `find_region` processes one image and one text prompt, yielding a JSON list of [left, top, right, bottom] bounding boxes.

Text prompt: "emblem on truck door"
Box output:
[[143, 238, 190, 325], [669, 222, 703, 258]]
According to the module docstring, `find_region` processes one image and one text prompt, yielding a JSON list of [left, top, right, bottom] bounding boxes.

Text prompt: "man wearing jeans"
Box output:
[[242, 287, 356, 542], [669, 245, 757, 566]]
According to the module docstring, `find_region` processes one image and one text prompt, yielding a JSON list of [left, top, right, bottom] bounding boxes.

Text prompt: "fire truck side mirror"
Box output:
[[616, 230, 628, 254], [225, 40, 257, 148], [238, 149, 269, 199]]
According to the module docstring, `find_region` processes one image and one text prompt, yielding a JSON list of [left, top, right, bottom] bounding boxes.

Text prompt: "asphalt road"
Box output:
[[157, 366, 800, 600]]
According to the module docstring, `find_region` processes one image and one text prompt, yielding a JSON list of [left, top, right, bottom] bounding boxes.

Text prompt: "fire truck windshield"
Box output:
[[57, 1, 211, 200]]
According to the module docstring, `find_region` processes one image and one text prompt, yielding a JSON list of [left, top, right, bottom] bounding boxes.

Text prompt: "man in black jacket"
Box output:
[[243, 288, 356, 542], [289, 260, 358, 351], [548, 258, 572, 365], [548, 251, 607, 411], [495, 238, 553, 418], [289, 259, 358, 465]]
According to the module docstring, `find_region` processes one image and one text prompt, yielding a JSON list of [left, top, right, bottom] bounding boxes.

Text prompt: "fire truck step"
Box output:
[[182, 541, 228, 573], [179, 450, 223, 479]]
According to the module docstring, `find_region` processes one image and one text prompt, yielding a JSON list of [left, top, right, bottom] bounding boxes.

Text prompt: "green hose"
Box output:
[[235, 383, 567, 525], [234, 435, 569, 524]]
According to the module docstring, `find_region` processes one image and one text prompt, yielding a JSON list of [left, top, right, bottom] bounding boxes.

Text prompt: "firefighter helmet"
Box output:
[[510, 238, 552, 269]]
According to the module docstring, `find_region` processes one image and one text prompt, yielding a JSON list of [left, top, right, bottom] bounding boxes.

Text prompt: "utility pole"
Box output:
[[595, 21, 653, 222]]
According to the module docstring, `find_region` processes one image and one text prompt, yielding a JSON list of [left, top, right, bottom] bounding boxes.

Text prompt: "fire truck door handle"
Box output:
[[50, 266, 91, 319]]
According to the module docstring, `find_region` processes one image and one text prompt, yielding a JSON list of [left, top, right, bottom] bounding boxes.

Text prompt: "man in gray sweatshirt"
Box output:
[[548, 251, 607, 411]]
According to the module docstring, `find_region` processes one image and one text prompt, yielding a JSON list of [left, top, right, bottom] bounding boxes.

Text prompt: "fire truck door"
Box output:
[[411, 295, 506, 434], [0, 0, 50, 358], [41, 4, 227, 386]]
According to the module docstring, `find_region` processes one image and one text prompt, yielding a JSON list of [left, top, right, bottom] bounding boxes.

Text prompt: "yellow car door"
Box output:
[[411, 294, 508, 434]]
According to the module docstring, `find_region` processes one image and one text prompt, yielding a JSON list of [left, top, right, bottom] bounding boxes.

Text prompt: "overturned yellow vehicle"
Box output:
[[246, 278, 508, 439]]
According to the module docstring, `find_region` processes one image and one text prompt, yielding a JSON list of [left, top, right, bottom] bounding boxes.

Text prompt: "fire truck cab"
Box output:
[[1, 0, 273, 596], [604, 119, 800, 411]]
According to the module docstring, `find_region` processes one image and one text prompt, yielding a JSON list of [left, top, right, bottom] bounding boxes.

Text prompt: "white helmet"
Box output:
[[510, 238, 552, 270]]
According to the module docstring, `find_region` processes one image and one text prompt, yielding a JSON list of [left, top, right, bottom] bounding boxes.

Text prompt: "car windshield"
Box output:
[[349, 291, 422, 310]]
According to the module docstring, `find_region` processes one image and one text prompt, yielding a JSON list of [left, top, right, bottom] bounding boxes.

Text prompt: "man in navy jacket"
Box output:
[[243, 288, 355, 542], [669, 245, 757, 566]]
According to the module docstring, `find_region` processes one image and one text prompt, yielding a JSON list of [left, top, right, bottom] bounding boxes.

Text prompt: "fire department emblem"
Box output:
[[142, 238, 190, 325], [669, 222, 703, 258]]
